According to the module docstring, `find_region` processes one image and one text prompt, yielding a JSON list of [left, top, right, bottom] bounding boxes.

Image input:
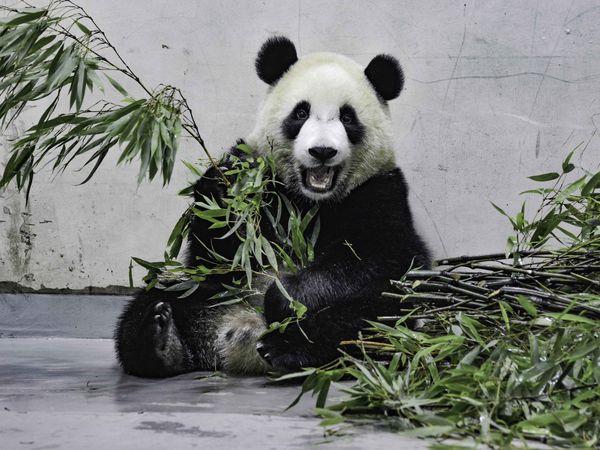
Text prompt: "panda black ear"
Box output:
[[255, 36, 298, 85], [364, 54, 404, 101]]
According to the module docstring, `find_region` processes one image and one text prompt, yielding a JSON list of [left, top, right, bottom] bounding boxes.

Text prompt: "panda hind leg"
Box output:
[[115, 293, 193, 378], [215, 306, 269, 374]]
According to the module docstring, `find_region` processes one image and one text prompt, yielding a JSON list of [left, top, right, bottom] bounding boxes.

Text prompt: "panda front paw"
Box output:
[[193, 166, 229, 204], [256, 331, 305, 373], [257, 305, 357, 372]]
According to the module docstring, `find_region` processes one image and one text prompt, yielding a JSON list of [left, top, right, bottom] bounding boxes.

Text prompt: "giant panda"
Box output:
[[115, 36, 430, 377]]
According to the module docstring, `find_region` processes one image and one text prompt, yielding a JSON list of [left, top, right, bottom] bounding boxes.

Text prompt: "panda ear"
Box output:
[[255, 36, 298, 85], [364, 54, 404, 101]]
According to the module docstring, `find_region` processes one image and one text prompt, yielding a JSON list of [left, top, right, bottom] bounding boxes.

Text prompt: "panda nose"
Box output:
[[308, 146, 337, 162]]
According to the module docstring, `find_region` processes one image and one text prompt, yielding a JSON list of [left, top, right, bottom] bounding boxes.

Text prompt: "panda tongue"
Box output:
[[307, 166, 333, 190]]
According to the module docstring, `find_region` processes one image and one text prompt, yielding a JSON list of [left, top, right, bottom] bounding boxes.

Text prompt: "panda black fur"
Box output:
[[114, 36, 430, 377]]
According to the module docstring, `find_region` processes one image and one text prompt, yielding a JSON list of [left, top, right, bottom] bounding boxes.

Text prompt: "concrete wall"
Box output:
[[1, 0, 599, 289]]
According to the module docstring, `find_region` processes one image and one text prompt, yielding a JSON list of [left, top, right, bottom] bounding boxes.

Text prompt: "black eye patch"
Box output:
[[339, 104, 364, 145], [282, 101, 311, 140]]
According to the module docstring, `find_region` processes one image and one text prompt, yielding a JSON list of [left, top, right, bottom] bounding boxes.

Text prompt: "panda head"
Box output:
[[247, 36, 404, 202]]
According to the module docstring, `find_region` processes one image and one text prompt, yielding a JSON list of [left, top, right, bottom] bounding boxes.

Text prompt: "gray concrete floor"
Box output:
[[0, 294, 432, 448], [0, 337, 431, 449]]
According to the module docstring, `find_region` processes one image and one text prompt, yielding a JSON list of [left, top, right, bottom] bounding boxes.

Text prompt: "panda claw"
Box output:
[[151, 302, 174, 330], [256, 341, 270, 361]]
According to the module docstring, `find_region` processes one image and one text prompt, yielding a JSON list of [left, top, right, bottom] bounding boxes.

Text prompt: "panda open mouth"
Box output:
[[302, 166, 340, 193]]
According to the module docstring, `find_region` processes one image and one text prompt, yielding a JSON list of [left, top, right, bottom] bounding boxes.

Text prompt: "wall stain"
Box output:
[[1, 121, 36, 285], [5, 196, 36, 284]]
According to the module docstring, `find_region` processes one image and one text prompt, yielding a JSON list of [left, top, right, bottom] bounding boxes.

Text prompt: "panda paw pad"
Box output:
[[153, 301, 172, 331], [147, 302, 177, 351]]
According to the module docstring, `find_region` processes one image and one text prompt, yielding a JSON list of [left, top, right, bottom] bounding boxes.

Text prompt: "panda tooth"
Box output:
[[307, 167, 334, 190]]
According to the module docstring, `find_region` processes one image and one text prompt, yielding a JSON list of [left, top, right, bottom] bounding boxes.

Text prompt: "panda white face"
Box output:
[[282, 99, 364, 200], [248, 37, 404, 202]]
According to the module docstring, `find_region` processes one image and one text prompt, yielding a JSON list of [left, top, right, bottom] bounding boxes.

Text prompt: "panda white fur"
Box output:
[[115, 37, 429, 377]]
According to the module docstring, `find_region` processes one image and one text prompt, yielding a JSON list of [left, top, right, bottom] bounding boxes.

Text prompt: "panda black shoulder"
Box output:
[[350, 167, 430, 267], [351, 168, 410, 204], [337, 167, 418, 235]]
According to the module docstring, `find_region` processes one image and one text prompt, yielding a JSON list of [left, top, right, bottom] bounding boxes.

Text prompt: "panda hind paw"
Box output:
[[152, 302, 172, 335], [145, 301, 185, 368]]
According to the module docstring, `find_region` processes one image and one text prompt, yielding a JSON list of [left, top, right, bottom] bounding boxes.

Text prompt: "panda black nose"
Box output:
[[308, 146, 337, 162]]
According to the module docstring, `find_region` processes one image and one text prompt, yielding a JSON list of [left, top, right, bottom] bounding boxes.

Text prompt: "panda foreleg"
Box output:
[[257, 298, 366, 372], [257, 296, 400, 372]]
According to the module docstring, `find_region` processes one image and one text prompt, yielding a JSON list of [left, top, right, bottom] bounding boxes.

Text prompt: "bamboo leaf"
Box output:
[[516, 295, 537, 317], [3, 9, 47, 26], [105, 74, 128, 97], [74, 20, 92, 36], [581, 171, 600, 196], [528, 172, 560, 182]]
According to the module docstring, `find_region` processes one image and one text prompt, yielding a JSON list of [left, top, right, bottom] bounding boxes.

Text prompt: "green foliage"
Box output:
[[0, 2, 211, 200], [499, 147, 600, 259], [297, 312, 599, 447], [284, 152, 600, 448], [131, 144, 319, 324]]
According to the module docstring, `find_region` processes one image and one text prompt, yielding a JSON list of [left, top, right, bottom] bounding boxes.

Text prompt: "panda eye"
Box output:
[[341, 114, 353, 124], [296, 109, 308, 120]]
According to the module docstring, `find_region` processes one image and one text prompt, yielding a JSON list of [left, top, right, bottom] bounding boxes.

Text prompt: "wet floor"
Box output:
[[0, 337, 430, 449]]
